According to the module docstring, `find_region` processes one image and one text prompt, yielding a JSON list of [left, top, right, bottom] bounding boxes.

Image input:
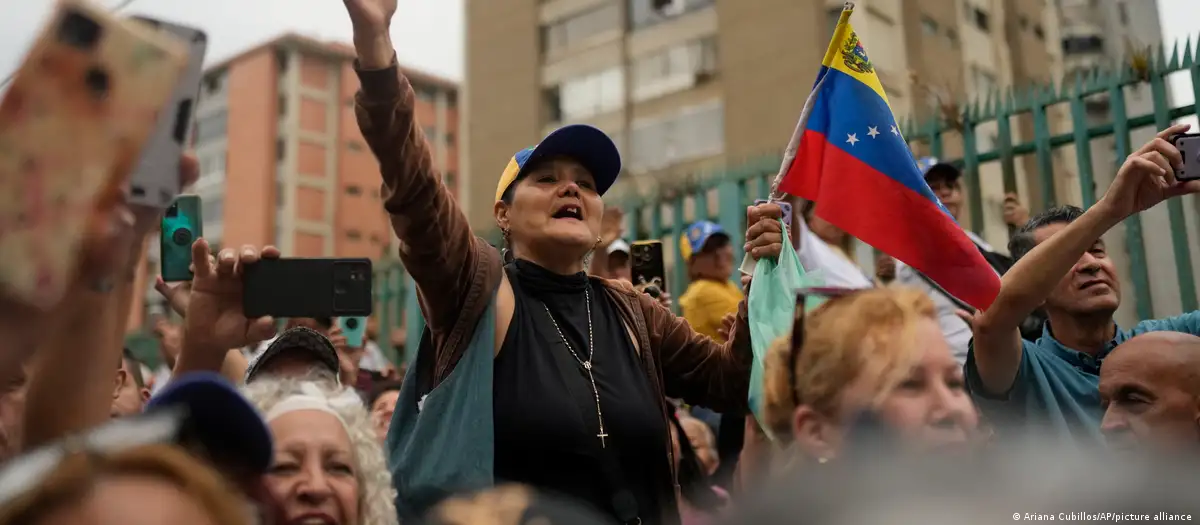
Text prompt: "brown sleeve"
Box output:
[[646, 294, 752, 413], [353, 59, 481, 336]]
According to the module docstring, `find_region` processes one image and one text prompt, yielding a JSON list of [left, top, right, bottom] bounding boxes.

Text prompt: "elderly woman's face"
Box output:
[[837, 318, 978, 450], [265, 410, 360, 525], [504, 157, 604, 256]]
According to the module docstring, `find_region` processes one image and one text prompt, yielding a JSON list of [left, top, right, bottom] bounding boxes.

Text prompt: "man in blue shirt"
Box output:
[[966, 124, 1200, 445]]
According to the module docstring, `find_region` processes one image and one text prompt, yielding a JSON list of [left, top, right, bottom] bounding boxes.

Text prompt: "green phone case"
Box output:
[[159, 195, 202, 282]]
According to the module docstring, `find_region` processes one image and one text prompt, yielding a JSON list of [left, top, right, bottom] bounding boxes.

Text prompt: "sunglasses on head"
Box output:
[[0, 408, 185, 507], [788, 286, 865, 406]]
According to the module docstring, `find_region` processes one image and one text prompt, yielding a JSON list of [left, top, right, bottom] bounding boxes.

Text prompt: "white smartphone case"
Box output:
[[126, 16, 208, 208]]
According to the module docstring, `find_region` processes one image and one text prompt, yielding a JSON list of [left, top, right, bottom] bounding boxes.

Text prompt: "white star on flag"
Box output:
[[846, 133, 859, 145], [867, 126, 880, 138], [890, 125, 899, 135]]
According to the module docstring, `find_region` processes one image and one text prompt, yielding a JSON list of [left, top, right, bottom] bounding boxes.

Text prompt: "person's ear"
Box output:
[[139, 388, 151, 403], [792, 405, 841, 463], [494, 200, 511, 232]]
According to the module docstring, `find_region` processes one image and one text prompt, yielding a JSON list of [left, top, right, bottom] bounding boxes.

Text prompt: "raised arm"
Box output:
[[345, 0, 483, 335], [971, 125, 1197, 394], [653, 203, 783, 412]]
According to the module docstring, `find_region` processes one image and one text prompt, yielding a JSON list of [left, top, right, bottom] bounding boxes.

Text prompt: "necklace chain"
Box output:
[[541, 287, 609, 448]]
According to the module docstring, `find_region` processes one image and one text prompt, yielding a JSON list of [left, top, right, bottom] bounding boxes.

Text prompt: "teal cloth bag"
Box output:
[[385, 295, 497, 519], [747, 219, 824, 440]]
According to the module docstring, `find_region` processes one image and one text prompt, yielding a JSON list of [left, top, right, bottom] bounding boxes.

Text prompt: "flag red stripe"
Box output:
[[780, 129, 1000, 310]]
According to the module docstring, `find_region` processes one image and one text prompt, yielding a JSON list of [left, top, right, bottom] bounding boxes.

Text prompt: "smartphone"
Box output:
[[0, 0, 187, 309], [631, 240, 666, 296], [754, 199, 794, 229], [242, 258, 374, 319], [159, 195, 202, 282], [127, 17, 208, 208], [1171, 133, 1200, 181], [339, 316, 368, 349]]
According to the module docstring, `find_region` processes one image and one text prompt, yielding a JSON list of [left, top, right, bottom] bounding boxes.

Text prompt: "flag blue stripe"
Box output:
[[803, 67, 952, 218]]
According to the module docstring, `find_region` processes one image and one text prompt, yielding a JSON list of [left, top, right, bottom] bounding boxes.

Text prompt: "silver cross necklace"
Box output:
[[541, 287, 609, 448]]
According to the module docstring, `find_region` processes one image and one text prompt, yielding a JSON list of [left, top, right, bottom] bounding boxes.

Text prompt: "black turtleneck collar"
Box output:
[[510, 259, 588, 294]]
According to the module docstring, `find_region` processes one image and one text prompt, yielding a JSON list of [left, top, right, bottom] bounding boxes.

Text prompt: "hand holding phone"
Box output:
[[0, 0, 188, 308]]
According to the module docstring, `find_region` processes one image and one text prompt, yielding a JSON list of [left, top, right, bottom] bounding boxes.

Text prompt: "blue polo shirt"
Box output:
[[964, 311, 1200, 445]]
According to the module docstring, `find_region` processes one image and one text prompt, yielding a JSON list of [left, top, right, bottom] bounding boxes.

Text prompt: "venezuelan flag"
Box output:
[[774, 2, 999, 310]]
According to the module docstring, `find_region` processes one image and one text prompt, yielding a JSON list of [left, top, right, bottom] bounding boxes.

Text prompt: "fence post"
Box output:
[[1031, 86, 1056, 209], [1149, 51, 1198, 312], [1108, 72, 1155, 320]]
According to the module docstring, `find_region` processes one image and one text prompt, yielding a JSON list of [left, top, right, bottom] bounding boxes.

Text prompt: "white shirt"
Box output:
[[895, 230, 997, 364], [794, 218, 875, 289]]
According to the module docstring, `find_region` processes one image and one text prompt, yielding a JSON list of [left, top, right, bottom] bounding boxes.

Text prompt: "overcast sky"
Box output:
[[0, 0, 1194, 108]]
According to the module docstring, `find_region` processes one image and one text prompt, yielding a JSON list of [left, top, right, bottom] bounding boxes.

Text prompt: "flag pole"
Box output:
[[767, 1, 855, 202]]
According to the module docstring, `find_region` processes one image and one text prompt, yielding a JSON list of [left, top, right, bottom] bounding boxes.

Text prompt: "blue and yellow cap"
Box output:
[[679, 221, 728, 260], [495, 124, 622, 202]]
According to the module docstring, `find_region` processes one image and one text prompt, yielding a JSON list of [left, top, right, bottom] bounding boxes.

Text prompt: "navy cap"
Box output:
[[494, 124, 622, 201], [145, 372, 273, 474]]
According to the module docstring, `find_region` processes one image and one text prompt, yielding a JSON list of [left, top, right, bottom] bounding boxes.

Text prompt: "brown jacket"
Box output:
[[354, 61, 753, 523]]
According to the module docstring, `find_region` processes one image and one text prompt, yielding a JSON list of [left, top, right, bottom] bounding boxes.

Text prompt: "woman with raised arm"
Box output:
[[340, 1, 783, 523]]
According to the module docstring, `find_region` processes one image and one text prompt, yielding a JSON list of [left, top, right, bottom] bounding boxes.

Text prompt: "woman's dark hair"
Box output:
[[669, 410, 722, 512], [368, 380, 403, 407]]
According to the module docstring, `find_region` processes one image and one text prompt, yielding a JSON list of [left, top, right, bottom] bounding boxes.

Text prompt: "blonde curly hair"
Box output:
[[241, 376, 398, 525]]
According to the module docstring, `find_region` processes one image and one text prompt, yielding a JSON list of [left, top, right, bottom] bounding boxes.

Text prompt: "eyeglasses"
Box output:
[[0, 407, 185, 507], [789, 286, 864, 406]]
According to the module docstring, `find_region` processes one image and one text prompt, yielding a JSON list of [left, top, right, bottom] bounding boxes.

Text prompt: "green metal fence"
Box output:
[[374, 36, 1200, 361]]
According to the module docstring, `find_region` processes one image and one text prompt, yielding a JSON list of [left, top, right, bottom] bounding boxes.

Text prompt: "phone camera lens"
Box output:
[[345, 318, 359, 329], [171, 228, 192, 246]]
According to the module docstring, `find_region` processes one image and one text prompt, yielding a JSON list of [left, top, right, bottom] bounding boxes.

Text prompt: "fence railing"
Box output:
[[373, 36, 1200, 362]]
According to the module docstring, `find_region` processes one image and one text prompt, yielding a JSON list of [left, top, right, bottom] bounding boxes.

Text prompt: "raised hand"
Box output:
[[1099, 124, 1200, 220], [181, 240, 280, 357], [343, 0, 396, 68]]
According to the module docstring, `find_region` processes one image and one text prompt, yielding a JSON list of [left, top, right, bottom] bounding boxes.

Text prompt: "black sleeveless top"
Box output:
[[493, 260, 669, 524]]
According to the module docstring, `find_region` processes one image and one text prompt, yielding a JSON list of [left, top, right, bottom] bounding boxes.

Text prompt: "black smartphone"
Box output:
[[631, 240, 666, 296], [241, 258, 373, 319], [159, 195, 202, 282], [1171, 133, 1200, 181]]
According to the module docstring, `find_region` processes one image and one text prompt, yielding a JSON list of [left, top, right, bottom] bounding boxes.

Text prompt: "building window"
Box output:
[[631, 38, 717, 103], [1062, 35, 1104, 55], [946, 28, 958, 45], [278, 94, 287, 116], [443, 171, 456, 187], [972, 8, 990, 32], [194, 110, 228, 145], [276, 138, 286, 160], [346, 229, 362, 240], [971, 65, 998, 97], [445, 132, 455, 146], [275, 49, 289, 72], [346, 184, 363, 196], [202, 70, 226, 95], [347, 140, 364, 151], [275, 181, 285, 209], [629, 0, 716, 30], [628, 101, 723, 171], [921, 16, 938, 36], [547, 67, 625, 121], [542, 3, 621, 55], [415, 85, 436, 102], [1117, 2, 1129, 25], [1032, 24, 1045, 40]]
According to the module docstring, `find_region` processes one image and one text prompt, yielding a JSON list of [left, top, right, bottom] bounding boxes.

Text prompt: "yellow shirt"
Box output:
[[678, 279, 744, 343]]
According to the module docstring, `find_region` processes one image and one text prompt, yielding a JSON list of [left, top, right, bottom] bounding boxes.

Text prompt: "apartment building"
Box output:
[[126, 33, 459, 334], [462, 0, 1067, 260]]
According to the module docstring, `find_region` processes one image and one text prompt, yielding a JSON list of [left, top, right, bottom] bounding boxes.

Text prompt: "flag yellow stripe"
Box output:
[[819, 5, 892, 112]]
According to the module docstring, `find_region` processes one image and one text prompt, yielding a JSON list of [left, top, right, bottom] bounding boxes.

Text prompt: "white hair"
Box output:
[[241, 376, 398, 525]]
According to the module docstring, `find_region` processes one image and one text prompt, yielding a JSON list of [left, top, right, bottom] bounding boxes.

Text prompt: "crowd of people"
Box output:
[[5, 0, 1200, 524]]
